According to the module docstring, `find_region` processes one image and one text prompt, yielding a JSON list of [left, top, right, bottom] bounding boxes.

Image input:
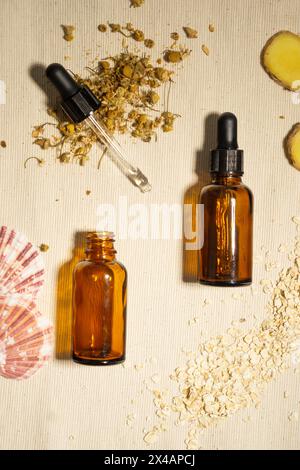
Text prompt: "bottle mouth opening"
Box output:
[[85, 231, 116, 258], [86, 231, 115, 241]]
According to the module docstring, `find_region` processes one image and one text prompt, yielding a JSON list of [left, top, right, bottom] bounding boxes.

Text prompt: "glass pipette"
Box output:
[[46, 63, 151, 193]]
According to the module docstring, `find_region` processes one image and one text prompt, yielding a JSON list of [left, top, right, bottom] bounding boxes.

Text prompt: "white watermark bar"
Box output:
[[0, 80, 6, 105], [96, 196, 204, 250], [291, 80, 300, 105]]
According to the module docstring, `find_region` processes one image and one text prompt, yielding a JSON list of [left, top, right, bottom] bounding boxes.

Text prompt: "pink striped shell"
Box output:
[[0, 296, 53, 379], [0, 226, 44, 298]]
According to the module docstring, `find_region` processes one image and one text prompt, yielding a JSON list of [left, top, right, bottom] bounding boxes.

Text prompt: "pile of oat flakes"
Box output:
[[144, 217, 300, 449]]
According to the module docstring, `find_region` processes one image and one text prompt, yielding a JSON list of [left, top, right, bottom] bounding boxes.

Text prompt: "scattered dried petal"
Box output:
[[109, 23, 121, 33], [183, 26, 198, 39], [171, 32, 179, 41], [202, 44, 210, 56], [39, 244, 49, 252], [130, 0, 144, 7], [61, 24, 75, 42]]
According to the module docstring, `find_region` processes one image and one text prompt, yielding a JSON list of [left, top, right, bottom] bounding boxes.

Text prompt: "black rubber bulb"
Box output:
[[217, 112, 238, 150], [46, 63, 80, 100]]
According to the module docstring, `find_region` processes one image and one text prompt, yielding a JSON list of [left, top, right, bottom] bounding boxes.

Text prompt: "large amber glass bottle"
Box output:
[[198, 113, 253, 286], [72, 232, 127, 365]]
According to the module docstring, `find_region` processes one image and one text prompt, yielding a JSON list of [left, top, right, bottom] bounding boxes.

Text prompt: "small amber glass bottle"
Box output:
[[198, 113, 253, 286], [72, 232, 127, 365]]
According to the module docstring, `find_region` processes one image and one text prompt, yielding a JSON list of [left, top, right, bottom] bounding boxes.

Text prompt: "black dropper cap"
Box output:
[[46, 63, 100, 123], [210, 112, 244, 175]]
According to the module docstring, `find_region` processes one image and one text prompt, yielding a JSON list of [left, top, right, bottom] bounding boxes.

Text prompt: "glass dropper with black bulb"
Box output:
[[46, 63, 151, 193]]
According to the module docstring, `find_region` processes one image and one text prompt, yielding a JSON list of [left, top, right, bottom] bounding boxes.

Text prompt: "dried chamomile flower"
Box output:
[[132, 29, 145, 42], [122, 64, 133, 78], [164, 50, 183, 63], [161, 111, 176, 132], [32, 45, 183, 162], [61, 24, 75, 42], [109, 23, 121, 33], [78, 154, 89, 166], [130, 0, 144, 7], [183, 26, 198, 39], [59, 152, 71, 163], [209, 23, 215, 32], [125, 22, 135, 32], [98, 24, 107, 32], [164, 46, 191, 63], [144, 39, 155, 48], [154, 67, 171, 81], [34, 138, 51, 149], [59, 123, 75, 136], [201, 44, 210, 55], [147, 91, 160, 105], [31, 125, 45, 138], [39, 244, 49, 252], [32, 122, 57, 138], [0, 140, 7, 148], [99, 60, 110, 70]]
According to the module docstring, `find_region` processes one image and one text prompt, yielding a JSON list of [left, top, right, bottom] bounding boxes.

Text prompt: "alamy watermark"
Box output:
[[291, 80, 300, 105], [0, 80, 6, 105], [96, 196, 204, 250]]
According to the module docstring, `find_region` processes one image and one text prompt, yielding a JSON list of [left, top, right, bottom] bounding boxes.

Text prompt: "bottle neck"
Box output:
[[85, 232, 116, 262], [211, 173, 242, 185]]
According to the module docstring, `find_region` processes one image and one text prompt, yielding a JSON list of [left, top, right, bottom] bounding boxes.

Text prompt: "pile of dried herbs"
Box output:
[[32, 23, 192, 166], [130, 0, 145, 7]]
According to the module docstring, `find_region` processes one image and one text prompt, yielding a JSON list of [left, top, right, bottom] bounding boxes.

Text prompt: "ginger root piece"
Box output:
[[262, 31, 300, 91], [286, 124, 300, 170]]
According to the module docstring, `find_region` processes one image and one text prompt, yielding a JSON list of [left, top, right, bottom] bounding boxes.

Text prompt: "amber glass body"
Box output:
[[72, 232, 127, 365], [198, 174, 253, 286]]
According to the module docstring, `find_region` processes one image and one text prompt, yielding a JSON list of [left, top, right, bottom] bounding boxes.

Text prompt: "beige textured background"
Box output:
[[1, 0, 300, 450]]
